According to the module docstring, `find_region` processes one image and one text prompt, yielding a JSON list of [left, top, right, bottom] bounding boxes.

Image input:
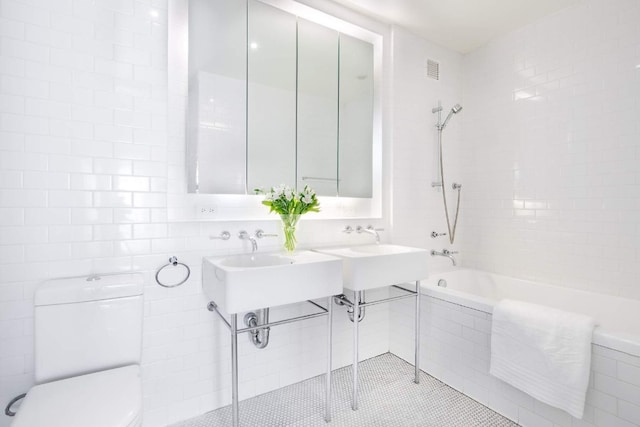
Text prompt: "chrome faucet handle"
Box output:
[[342, 225, 354, 234], [210, 231, 231, 240], [255, 229, 277, 239]]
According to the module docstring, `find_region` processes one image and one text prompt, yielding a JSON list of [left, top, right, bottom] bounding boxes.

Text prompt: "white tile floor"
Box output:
[[172, 353, 519, 426]]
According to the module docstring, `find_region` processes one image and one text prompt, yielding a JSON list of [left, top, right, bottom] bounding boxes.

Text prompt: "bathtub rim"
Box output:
[[420, 270, 640, 358]]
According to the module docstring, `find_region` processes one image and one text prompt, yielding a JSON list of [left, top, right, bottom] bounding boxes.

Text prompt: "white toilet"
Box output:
[[12, 273, 144, 427]]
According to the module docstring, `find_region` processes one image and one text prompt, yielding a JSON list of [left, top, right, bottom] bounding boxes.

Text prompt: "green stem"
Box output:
[[281, 215, 300, 253]]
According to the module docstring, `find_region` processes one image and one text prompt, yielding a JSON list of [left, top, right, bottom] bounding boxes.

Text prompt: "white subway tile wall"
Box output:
[[460, 0, 640, 300], [389, 27, 469, 270], [391, 295, 640, 427], [0, 0, 390, 425], [3, 0, 640, 425]]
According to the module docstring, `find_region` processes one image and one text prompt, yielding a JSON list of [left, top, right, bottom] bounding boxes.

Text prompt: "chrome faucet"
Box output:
[[239, 230, 258, 253], [431, 249, 458, 266], [356, 225, 384, 244], [239, 229, 277, 253]]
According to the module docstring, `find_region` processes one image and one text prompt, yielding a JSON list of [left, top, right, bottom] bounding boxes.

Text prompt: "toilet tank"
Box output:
[[34, 273, 144, 384]]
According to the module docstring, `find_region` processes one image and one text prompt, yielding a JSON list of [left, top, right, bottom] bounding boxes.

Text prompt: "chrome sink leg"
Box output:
[[208, 299, 333, 425], [352, 290, 360, 410], [414, 280, 421, 384], [231, 314, 239, 427], [325, 295, 333, 422]]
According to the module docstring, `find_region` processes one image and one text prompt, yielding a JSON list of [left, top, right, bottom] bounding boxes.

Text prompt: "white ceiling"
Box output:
[[330, 0, 583, 53]]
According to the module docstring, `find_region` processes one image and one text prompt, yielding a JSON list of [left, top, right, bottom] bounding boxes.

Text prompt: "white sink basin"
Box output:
[[314, 244, 429, 291], [220, 254, 295, 268], [348, 245, 413, 255], [203, 251, 343, 314]]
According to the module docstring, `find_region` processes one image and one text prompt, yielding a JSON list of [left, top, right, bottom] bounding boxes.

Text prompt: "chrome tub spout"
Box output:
[[431, 249, 458, 266]]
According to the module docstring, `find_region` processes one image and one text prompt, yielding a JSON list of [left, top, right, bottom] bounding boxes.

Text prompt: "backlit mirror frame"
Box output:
[[170, 0, 384, 220]]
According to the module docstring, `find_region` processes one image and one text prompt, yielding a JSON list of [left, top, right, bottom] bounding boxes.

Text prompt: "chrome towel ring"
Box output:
[[155, 256, 191, 288]]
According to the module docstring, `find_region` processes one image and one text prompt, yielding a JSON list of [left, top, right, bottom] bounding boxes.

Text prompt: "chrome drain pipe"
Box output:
[[334, 292, 366, 323], [244, 308, 270, 349], [349, 291, 366, 323]]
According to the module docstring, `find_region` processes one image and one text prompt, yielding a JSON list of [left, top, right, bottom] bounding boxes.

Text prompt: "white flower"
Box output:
[[260, 184, 319, 217]]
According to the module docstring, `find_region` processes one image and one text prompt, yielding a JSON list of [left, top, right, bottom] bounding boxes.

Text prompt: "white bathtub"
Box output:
[[391, 269, 640, 426], [421, 268, 640, 357]]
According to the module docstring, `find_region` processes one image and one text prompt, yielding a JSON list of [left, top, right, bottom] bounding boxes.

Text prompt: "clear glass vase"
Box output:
[[280, 214, 300, 253]]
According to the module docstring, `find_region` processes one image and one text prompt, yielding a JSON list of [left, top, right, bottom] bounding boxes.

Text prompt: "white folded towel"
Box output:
[[489, 299, 595, 419]]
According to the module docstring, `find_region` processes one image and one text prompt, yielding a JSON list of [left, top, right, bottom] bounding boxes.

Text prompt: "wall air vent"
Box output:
[[426, 59, 439, 80]]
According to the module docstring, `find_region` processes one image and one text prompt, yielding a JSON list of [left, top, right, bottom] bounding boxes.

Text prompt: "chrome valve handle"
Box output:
[[356, 225, 384, 233], [255, 229, 278, 238], [210, 231, 231, 240]]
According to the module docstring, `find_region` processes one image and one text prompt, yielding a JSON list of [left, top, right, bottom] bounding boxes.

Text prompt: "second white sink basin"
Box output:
[[203, 251, 343, 314], [315, 244, 429, 291]]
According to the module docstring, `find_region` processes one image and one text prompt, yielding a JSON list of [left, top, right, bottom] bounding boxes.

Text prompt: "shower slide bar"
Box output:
[[206, 298, 334, 427], [432, 101, 463, 244]]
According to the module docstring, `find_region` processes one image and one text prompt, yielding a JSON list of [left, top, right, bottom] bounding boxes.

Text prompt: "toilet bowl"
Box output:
[[12, 366, 142, 427], [11, 273, 144, 427]]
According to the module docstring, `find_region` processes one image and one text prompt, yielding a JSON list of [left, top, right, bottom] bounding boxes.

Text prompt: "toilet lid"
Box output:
[[12, 365, 141, 427]]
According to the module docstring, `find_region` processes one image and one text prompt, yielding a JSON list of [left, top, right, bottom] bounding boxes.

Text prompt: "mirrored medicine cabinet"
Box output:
[[186, 0, 380, 198]]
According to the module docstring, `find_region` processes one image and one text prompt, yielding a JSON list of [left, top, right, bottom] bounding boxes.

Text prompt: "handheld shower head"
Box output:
[[440, 104, 463, 130]]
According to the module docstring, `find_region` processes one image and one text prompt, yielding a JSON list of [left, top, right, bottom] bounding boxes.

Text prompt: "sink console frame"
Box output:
[[336, 282, 421, 410], [206, 298, 334, 427]]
